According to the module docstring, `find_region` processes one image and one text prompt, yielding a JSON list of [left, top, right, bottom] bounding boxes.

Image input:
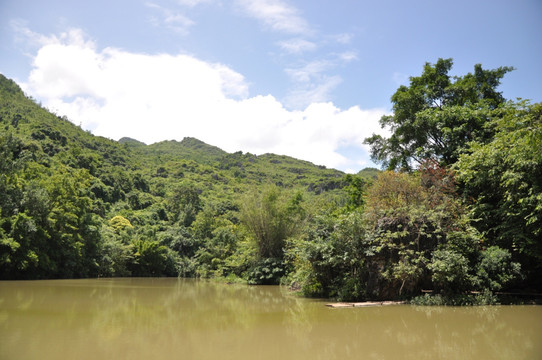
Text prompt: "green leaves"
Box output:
[[475, 246, 521, 292], [240, 185, 306, 260], [365, 58, 513, 170], [131, 239, 169, 276], [456, 101, 542, 265], [247, 258, 286, 285]]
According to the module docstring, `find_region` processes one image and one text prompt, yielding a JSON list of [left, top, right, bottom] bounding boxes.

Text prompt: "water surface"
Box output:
[[1, 278, 540, 359]]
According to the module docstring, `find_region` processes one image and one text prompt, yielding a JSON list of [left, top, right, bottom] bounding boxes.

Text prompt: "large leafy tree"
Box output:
[[365, 58, 513, 170]]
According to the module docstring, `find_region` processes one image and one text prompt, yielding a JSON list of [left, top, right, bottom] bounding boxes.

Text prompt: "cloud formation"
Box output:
[[146, 2, 196, 35], [22, 28, 386, 171], [277, 38, 317, 54], [235, 0, 310, 35], [139, 1, 359, 112]]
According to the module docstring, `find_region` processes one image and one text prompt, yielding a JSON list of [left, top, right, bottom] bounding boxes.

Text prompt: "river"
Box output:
[[0, 278, 540, 359]]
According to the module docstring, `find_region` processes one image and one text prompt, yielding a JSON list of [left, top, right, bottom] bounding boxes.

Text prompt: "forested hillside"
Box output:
[[0, 73, 346, 280], [1, 59, 541, 305]]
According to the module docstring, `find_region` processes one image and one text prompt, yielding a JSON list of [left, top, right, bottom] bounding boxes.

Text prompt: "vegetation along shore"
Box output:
[[1, 58, 540, 305]]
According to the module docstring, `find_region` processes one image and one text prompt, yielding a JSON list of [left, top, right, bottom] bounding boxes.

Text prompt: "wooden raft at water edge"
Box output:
[[326, 301, 406, 308]]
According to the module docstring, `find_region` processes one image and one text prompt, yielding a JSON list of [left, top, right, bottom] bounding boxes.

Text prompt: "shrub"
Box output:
[[247, 258, 286, 285], [475, 246, 521, 291]]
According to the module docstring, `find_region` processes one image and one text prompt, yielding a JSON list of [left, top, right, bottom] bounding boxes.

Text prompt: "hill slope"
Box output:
[[0, 73, 350, 279]]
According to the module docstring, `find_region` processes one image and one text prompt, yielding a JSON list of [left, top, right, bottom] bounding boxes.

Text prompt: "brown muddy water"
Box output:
[[1, 278, 541, 359]]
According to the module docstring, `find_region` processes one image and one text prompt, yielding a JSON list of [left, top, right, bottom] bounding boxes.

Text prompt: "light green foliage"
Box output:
[[108, 215, 133, 232], [195, 225, 239, 277], [98, 225, 134, 277], [4, 75, 346, 280], [238, 185, 307, 285], [240, 185, 305, 260]]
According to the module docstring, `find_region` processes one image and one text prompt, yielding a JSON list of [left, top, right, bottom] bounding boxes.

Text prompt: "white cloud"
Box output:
[[283, 51, 360, 109], [176, 0, 213, 6], [235, 0, 310, 35], [11, 21, 94, 49], [277, 38, 317, 54], [333, 33, 353, 44], [146, 2, 196, 35], [285, 60, 332, 83], [284, 76, 343, 109], [338, 51, 358, 63], [23, 28, 387, 171]]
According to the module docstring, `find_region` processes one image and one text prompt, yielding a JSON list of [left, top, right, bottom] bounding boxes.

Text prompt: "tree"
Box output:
[[167, 182, 202, 226], [240, 185, 305, 260], [130, 239, 169, 276], [342, 174, 367, 211], [365, 58, 513, 170], [109, 215, 134, 232], [45, 167, 102, 277], [455, 101, 542, 278]]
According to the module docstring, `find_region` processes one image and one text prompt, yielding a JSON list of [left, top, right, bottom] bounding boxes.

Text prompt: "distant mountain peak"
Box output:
[[118, 137, 146, 146]]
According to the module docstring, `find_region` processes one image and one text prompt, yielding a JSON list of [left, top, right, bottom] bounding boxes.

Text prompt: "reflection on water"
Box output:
[[1, 278, 541, 359]]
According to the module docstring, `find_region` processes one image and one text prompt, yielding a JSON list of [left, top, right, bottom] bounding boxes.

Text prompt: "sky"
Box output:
[[1, 0, 541, 173]]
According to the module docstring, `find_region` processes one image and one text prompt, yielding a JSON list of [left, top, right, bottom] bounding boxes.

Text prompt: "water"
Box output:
[[0, 278, 541, 360]]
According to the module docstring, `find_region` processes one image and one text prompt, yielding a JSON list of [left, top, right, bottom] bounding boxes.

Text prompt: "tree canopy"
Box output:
[[455, 100, 542, 271], [365, 58, 514, 170]]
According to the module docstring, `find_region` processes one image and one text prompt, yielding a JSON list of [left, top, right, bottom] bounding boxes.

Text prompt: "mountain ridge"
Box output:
[[0, 73, 349, 200]]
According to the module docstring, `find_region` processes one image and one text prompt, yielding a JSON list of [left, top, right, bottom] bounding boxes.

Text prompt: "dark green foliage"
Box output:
[[130, 239, 170, 277], [365, 58, 513, 170], [410, 290, 499, 306], [290, 166, 522, 301], [288, 211, 369, 300], [429, 249, 473, 294], [455, 101, 542, 280], [247, 258, 287, 285], [475, 246, 522, 292]]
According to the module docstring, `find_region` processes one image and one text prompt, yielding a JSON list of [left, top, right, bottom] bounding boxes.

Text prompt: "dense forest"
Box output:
[[1, 58, 541, 304]]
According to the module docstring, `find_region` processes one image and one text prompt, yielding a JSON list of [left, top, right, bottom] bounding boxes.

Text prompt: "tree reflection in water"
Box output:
[[1, 279, 541, 359]]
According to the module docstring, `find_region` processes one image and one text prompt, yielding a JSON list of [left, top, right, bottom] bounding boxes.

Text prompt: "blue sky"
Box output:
[[1, 0, 541, 172]]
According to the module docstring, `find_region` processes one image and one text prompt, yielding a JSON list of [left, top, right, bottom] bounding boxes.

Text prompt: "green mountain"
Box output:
[[0, 73, 349, 280]]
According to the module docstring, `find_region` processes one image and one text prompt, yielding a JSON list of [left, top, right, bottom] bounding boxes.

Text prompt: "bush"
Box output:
[[286, 212, 369, 301], [428, 249, 473, 294], [247, 258, 286, 285], [475, 246, 521, 291], [410, 290, 499, 306]]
